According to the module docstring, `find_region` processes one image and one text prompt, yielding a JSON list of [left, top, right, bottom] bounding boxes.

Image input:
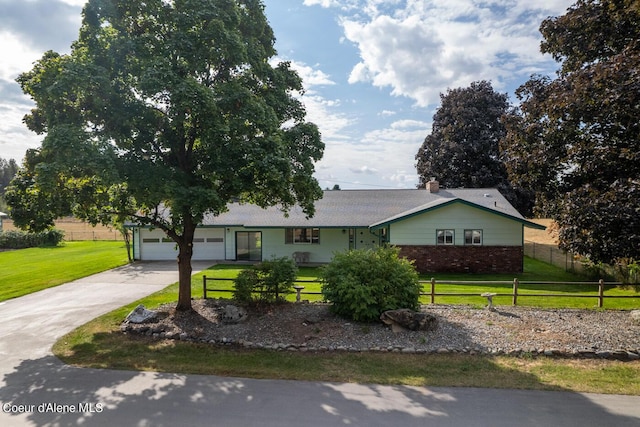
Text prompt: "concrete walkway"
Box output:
[[1, 262, 639, 426]]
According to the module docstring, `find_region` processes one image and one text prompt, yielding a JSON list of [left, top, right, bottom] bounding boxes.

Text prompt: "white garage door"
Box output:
[[139, 228, 225, 261]]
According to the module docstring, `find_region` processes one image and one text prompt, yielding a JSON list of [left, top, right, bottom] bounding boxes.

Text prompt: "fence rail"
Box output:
[[203, 276, 639, 308], [202, 276, 322, 300], [421, 278, 639, 308]]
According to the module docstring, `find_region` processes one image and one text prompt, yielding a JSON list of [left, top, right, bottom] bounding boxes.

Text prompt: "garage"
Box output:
[[136, 228, 225, 261]]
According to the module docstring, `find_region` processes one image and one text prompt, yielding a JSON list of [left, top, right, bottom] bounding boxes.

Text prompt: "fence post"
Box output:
[[532, 242, 536, 258], [512, 278, 519, 306], [203, 275, 207, 299], [598, 279, 604, 308], [430, 278, 436, 304]]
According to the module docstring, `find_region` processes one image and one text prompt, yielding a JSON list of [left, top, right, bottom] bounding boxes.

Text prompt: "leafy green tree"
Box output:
[[501, 0, 639, 264], [415, 81, 533, 215], [0, 157, 19, 212], [7, 0, 324, 311], [0, 157, 18, 195]]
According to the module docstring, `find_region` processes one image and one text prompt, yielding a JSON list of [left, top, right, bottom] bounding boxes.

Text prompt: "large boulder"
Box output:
[[380, 309, 438, 333], [220, 305, 248, 324], [124, 304, 158, 324]]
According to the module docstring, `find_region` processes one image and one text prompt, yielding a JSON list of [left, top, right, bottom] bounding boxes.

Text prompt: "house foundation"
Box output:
[[397, 245, 524, 274]]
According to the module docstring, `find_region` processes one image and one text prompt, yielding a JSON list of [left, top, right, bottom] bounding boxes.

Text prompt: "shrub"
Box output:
[[233, 269, 260, 303], [233, 257, 298, 304], [320, 246, 421, 322], [0, 229, 64, 249]]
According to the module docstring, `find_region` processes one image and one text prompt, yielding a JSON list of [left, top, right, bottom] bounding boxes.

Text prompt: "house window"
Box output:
[[436, 229, 454, 245], [464, 229, 483, 245], [285, 228, 320, 244]]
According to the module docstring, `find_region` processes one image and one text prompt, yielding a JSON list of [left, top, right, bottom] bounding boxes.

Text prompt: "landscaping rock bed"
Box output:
[[121, 299, 640, 360]]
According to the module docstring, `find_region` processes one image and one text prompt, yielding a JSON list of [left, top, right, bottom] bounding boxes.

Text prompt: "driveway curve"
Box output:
[[1, 261, 639, 426]]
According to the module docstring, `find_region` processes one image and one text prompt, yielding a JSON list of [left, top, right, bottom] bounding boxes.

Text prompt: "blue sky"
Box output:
[[0, 0, 574, 189]]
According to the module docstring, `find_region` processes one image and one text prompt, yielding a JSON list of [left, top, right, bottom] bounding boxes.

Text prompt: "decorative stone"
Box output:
[[630, 310, 640, 324], [124, 304, 158, 324], [220, 305, 248, 324], [380, 309, 438, 333]]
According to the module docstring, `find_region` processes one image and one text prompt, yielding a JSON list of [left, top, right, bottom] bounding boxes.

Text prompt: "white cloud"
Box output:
[[58, 0, 88, 5], [286, 60, 337, 88], [332, 0, 572, 106], [303, 0, 340, 7], [0, 32, 40, 81], [350, 165, 378, 174], [390, 119, 430, 130], [271, 58, 353, 141], [300, 93, 354, 141], [315, 117, 428, 189]]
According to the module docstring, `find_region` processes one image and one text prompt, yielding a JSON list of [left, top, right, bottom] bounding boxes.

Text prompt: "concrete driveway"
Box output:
[[1, 261, 639, 426]]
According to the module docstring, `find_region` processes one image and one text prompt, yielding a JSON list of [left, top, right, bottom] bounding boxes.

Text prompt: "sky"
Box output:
[[0, 0, 575, 189]]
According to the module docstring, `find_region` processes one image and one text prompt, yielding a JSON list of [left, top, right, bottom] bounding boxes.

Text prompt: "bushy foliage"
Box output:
[[502, 1, 640, 264], [233, 257, 298, 304], [0, 229, 64, 249], [12, 0, 324, 311], [321, 246, 421, 322]]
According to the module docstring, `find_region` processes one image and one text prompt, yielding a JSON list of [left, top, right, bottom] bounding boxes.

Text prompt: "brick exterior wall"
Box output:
[[397, 245, 524, 274]]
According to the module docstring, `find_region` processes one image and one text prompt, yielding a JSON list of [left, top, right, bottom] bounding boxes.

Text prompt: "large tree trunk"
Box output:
[[175, 218, 196, 312]]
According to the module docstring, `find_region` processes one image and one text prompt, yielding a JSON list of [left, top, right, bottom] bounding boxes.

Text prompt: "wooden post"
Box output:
[[203, 275, 207, 299], [598, 279, 604, 308], [512, 278, 519, 306], [431, 278, 436, 304]]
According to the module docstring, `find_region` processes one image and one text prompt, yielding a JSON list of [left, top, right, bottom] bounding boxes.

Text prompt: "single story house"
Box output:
[[130, 181, 545, 273]]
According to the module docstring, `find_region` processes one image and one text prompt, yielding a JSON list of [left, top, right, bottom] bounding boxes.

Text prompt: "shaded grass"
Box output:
[[0, 241, 129, 301], [54, 323, 640, 395]]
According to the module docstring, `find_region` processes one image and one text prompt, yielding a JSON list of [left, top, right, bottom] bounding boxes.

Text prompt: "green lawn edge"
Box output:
[[0, 241, 129, 301]]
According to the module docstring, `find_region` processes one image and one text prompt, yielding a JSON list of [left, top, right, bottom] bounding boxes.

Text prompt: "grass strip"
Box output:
[[0, 241, 129, 301], [54, 319, 640, 395]]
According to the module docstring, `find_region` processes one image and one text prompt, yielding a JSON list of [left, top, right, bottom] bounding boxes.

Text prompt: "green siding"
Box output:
[[389, 203, 523, 246], [226, 227, 349, 262]]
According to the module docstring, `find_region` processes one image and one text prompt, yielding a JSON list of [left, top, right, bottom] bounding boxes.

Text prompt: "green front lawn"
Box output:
[[0, 241, 129, 301]]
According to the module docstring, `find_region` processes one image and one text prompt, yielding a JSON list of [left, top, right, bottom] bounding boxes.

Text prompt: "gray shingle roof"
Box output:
[[202, 188, 544, 229]]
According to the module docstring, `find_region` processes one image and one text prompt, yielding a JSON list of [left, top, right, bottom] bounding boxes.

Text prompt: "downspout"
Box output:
[[132, 227, 137, 261]]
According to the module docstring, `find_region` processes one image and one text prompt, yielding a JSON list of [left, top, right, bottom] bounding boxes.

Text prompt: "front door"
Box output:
[[236, 231, 262, 261]]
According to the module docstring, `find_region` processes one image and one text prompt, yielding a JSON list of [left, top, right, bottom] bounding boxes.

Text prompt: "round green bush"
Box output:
[[233, 257, 298, 304], [320, 246, 421, 322]]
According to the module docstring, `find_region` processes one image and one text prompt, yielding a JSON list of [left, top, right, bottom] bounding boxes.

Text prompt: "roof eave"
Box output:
[[370, 199, 546, 230]]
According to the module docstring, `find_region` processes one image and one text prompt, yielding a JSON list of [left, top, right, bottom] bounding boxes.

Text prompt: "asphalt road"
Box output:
[[1, 261, 639, 426]]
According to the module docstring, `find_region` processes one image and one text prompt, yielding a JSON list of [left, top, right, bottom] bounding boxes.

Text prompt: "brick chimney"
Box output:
[[426, 178, 439, 193]]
